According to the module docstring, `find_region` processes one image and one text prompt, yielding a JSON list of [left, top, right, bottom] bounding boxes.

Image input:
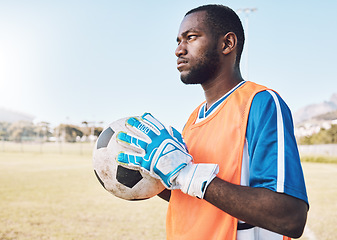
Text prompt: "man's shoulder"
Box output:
[[250, 89, 288, 112]]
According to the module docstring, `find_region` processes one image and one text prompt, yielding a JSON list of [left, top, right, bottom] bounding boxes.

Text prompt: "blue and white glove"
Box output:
[[116, 113, 219, 199]]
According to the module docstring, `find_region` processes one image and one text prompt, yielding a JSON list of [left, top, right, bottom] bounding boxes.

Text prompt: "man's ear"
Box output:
[[222, 32, 237, 55]]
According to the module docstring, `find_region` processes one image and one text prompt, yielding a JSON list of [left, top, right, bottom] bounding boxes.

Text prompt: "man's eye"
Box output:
[[187, 35, 197, 41]]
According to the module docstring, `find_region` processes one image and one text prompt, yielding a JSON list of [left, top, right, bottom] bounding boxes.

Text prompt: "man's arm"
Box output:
[[204, 177, 308, 239]]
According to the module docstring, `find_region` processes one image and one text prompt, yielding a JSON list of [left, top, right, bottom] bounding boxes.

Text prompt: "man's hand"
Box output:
[[116, 113, 218, 198]]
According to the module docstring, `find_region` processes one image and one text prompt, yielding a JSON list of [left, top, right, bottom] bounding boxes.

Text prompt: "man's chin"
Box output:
[[180, 72, 202, 85]]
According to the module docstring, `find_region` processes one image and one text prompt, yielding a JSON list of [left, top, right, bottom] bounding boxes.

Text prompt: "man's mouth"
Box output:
[[177, 58, 188, 70]]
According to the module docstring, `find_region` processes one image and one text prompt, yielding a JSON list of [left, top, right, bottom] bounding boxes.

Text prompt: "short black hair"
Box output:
[[185, 4, 245, 67]]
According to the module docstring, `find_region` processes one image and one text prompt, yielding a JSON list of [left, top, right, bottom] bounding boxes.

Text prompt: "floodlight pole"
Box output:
[[236, 8, 257, 81]]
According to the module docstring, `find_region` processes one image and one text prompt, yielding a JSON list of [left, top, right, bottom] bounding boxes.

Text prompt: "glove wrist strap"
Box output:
[[175, 163, 219, 199]]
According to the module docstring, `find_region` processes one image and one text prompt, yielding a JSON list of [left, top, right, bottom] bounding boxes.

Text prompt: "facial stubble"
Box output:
[[180, 45, 220, 85]]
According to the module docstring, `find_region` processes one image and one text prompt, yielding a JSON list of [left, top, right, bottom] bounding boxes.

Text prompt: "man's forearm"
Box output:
[[204, 177, 308, 238]]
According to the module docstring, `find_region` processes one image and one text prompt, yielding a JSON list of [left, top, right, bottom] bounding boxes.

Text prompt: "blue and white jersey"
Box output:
[[196, 81, 308, 240], [243, 90, 308, 203]]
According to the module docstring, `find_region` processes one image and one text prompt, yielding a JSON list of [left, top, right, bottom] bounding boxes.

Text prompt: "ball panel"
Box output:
[[116, 165, 143, 188], [97, 127, 114, 149], [94, 169, 106, 190]]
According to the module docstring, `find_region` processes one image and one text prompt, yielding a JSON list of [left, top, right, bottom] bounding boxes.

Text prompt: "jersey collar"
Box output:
[[196, 81, 246, 123]]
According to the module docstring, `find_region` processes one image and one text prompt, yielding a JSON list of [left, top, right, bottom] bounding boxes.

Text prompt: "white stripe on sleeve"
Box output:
[[266, 90, 285, 193]]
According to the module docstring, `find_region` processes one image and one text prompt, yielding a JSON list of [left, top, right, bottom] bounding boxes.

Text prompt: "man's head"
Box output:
[[185, 5, 245, 66], [175, 5, 245, 85]]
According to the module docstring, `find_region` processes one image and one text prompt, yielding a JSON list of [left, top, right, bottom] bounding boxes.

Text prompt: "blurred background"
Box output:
[[0, 0, 336, 239], [1, 0, 337, 130]]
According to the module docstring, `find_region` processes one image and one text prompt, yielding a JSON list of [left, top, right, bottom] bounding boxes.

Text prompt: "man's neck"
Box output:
[[202, 70, 244, 109]]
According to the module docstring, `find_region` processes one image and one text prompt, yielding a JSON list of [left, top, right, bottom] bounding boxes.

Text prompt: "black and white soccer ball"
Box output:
[[92, 117, 165, 200]]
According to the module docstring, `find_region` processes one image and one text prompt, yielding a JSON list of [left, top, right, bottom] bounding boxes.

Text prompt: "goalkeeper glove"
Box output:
[[116, 113, 218, 199]]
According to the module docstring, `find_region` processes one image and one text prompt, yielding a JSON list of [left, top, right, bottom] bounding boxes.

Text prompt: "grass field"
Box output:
[[0, 142, 336, 239]]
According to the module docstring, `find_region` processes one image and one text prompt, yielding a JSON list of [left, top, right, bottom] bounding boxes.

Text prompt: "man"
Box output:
[[118, 4, 308, 240], [162, 4, 308, 239]]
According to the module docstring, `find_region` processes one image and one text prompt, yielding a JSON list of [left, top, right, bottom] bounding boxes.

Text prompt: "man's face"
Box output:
[[175, 11, 221, 85]]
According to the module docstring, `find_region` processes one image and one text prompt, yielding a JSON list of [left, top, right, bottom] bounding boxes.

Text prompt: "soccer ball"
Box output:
[[92, 117, 165, 200]]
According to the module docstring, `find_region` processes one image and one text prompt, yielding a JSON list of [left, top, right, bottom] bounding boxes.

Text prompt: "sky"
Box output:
[[0, 0, 336, 130]]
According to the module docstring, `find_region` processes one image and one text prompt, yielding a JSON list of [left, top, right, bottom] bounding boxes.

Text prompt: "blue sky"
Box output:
[[0, 0, 336, 130]]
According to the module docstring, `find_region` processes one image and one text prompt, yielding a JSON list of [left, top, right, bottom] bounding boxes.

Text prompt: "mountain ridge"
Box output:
[[0, 108, 35, 123], [293, 93, 337, 124]]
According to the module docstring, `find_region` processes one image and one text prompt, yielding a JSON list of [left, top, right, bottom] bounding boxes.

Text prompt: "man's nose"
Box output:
[[175, 42, 187, 57]]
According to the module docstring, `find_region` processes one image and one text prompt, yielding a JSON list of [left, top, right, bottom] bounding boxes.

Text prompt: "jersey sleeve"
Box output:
[[246, 90, 308, 204]]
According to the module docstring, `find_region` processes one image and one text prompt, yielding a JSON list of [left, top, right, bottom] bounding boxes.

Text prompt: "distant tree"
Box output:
[[0, 122, 11, 141], [8, 121, 36, 142], [94, 127, 103, 136], [35, 121, 52, 142], [299, 124, 337, 145], [298, 135, 312, 145], [81, 121, 103, 141], [81, 121, 91, 137], [54, 124, 83, 142], [327, 124, 337, 143]]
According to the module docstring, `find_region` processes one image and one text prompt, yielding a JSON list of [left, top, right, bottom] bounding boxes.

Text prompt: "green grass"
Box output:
[[301, 155, 337, 164], [299, 162, 337, 240], [0, 143, 336, 239], [0, 148, 167, 240]]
